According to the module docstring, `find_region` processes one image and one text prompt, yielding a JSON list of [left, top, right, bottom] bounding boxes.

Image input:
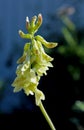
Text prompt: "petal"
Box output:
[[17, 55, 26, 64], [35, 88, 45, 106]]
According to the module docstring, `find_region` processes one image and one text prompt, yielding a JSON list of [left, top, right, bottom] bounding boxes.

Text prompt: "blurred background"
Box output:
[[0, 0, 84, 130]]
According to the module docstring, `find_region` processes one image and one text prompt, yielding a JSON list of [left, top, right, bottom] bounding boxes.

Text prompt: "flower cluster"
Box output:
[[12, 14, 58, 106]]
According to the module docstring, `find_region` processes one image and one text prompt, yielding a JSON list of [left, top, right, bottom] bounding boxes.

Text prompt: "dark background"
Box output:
[[0, 0, 84, 130]]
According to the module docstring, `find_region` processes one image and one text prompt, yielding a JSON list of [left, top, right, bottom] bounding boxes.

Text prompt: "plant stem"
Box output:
[[39, 102, 56, 130]]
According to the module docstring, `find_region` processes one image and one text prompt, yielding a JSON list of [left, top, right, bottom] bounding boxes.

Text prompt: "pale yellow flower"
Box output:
[[12, 14, 57, 106]]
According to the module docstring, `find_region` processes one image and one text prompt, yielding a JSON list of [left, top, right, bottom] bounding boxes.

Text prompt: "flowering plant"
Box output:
[[12, 14, 58, 130]]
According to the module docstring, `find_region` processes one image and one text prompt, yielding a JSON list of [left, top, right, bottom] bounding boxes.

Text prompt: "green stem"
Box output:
[[39, 102, 56, 130]]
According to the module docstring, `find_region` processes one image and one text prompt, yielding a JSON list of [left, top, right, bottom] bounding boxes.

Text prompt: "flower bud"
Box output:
[[34, 13, 43, 32], [26, 16, 31, 31], [19, 30, 32, 39], [35, 35, 58, 48], [31, 15, 37, 28]]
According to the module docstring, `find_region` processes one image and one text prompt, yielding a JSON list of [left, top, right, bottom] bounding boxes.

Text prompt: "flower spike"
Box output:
[[12, 14, 58, 106]]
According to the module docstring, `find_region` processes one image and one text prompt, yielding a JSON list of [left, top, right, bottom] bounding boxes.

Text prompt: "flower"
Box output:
[[12, 14, 57, 106]]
